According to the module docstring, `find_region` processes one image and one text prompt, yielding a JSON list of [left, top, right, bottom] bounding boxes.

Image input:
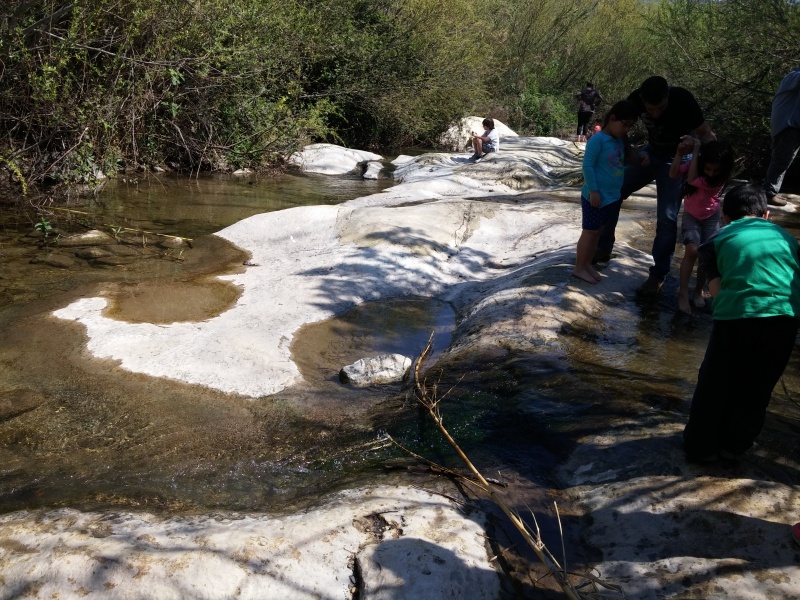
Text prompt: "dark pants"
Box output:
[[597, 149, 685, 280], [683, 316, 799, 458], [577, 111, 593, 136], [764, 126, 800, 199]]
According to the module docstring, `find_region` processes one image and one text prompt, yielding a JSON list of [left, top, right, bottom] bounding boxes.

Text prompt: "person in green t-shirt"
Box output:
[[683, 183, 800, 462]]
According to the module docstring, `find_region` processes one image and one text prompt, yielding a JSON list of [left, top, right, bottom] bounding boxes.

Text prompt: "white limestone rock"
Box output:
[[57, 229, 114, 247], [438, 116, 518, 151], [0, 486, 499, 600], [52, 151, 589, 398], [362, 160, 383, 180], [339, 353, 412, 386], [289, 143, 383, 175]]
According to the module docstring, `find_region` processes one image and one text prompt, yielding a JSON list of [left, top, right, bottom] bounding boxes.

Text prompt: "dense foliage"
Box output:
[[0, 0, 798, 193], [651, 0, 800, 176]]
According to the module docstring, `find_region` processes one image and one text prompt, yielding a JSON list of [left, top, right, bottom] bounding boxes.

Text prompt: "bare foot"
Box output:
[[678, 294, 692, 315], [572, 268, 599, 284], [691, 293, 706, 308], [588, 266, 603, 282]]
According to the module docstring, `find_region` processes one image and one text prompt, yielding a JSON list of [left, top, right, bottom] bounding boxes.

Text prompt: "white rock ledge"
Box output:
[[0, 485, 499, 600], [52, 137, 588, 398], [289, 143, 383, 175]]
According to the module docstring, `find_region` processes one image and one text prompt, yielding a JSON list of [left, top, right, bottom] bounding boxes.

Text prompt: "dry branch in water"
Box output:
[[396, 333, 624, 600]]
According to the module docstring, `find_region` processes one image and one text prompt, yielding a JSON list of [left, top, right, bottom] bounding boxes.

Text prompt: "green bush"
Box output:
[[1, 0, 797, 194]]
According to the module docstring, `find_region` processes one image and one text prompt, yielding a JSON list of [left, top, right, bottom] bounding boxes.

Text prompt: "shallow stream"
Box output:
[[1, 171, 799, 521]]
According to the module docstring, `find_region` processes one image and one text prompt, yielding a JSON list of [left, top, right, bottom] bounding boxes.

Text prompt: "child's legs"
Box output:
[[684, 321, 733, 458], [574, 196, 602, 280], [576, 229, 601, 269], [472, 137, 484, 154], [694, 212, 720, 294], [597, 162, 654, 259], [679, 245, 698, 292], [720, 316, 799, 454], [678, 243, 698, 313], [679, 215, 700, 296]]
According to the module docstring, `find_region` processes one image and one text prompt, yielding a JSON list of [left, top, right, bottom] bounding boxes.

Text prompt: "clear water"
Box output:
[[1, 172, 799, 518]]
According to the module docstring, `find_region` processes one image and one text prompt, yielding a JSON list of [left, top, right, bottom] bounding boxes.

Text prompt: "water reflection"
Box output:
[[292, 296, 454, 386], [71, 171, 396, 239]]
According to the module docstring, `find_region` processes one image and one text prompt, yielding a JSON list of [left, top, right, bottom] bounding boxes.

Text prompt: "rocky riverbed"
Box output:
[[1, 135, 799, 598]]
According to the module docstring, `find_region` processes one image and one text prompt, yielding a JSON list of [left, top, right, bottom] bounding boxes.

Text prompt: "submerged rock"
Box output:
[[91, 256, 136, 267], [0, 389, 46, 422], [158, 236, 188, 249], [75, 247, 113, 260], [30, 253, 74, 269], [339, 353, 412, 386], [58, 229, 114, 247]]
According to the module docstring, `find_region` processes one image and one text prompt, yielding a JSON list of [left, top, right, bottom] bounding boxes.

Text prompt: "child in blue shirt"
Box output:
[[573, 100, 641, 283]]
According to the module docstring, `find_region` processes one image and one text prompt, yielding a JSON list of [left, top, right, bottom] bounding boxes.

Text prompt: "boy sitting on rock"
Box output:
[[469, 118, 499, 161], [683, 183, 800, 461]]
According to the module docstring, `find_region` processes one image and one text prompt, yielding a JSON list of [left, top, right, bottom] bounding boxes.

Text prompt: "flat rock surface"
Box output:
[[0, 486, 499, 599]]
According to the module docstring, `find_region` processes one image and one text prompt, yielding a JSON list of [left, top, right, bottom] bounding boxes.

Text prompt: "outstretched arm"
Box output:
[[693, 121, 716, 144], [669, 136, 695, 179], [686, 138, 702, 182]]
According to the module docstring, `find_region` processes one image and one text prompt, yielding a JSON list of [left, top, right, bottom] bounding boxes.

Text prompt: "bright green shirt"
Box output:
[[700, 218, 800, 320]]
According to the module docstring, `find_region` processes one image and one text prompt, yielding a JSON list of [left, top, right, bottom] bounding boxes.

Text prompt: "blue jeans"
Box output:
[[596, 148, 684, 281]]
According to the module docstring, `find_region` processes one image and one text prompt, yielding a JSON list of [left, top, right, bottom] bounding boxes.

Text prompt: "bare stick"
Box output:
[[411, 333, 623, 599]]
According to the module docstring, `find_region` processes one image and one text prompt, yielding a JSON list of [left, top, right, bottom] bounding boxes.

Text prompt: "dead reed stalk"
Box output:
[[402, 333, 624, 599]]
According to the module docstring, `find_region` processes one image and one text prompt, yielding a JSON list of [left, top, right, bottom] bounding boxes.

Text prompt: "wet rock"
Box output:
[[158, 236, 188, 249], [339, 354, 412, 386], [106, 245, 144, 257], [0, 246, 35, 259], [58, 229, 114, 247], [362, 161, 383, 180], [26, 228, 63, 240], [91, 256, 136, 267], [0, 389, 46, 422], [75, 247, 113, 260], [30, 253, 75, 269]]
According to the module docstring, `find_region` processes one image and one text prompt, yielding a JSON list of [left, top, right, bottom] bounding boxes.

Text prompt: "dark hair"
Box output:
[[684, 140, 735, 197], [697, 140, 735, 186], [482, 117, 494, 129], [639, 76, 669, 104], [586, 81, 594, 88], [602, 99, 639, 127], [722, 183, 768, 220]]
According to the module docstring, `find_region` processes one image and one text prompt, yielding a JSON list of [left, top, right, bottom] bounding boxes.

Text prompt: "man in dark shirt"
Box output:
[[595, 76, 716, 295]]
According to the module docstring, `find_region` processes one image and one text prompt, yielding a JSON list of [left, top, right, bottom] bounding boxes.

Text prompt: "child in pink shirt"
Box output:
[[669, 137, 735, 314]]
